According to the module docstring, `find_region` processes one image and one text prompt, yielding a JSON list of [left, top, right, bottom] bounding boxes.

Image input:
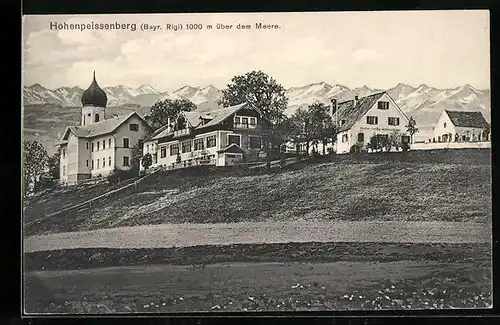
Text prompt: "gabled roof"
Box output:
[[56, 111, 152, 145], [145, 124, 170, 142], [334, 92, 386, 132], [197, 102, 249, 130], [218, 143, 246, 154], [445, 110, 489, 128]]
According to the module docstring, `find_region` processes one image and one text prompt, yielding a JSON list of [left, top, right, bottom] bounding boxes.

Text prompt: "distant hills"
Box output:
[[22, 81, 490, 150]]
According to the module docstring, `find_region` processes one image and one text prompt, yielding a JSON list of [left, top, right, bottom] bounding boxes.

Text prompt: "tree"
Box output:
[[405, 116, 419, 144], [129, 142, 143, 176], [218, 70, 288, 124], [141, 153, 152, 170], [389, 130, 403, 151], [307, 102, 337, 155], [146, 98, 196, 130], [258, 116, 294, 160], [23, 140, 49, 196], [47, 151, 60, 181], [290, 107, 315, 155]]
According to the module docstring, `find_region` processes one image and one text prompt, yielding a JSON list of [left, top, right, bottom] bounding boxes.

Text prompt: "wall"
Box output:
[[81, 105, 105, 126], [113, 115, 152, 171], [411, 141, 491, 150], [59, 144, 68, 184], [336, 93, 409, 154], [90, 135, 115, 177], [65, 133, 80, 183], [432, 111, 455, 141]]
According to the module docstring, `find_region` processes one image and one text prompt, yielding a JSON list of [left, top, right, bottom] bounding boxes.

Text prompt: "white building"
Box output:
[[142, 102, 270, 169], [55, 73, 153, 185], [432, 110, 490, 143], [332, 92, 410, 154]]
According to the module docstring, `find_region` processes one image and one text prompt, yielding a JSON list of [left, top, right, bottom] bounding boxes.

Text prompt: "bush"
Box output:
[[350, 143, 361, 153], [402, 142, 410, 152], [107, 169, 137, 185]]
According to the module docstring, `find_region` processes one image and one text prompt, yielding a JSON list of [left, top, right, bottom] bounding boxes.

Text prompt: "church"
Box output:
[[55, 73, 153, 186]]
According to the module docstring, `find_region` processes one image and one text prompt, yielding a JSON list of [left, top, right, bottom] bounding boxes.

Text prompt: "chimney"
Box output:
[[330, 98, 337, 116], [354, 95, 359, 107]]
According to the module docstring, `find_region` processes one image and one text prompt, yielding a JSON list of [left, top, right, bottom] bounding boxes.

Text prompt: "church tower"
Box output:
[[81, 71, 107, 126]]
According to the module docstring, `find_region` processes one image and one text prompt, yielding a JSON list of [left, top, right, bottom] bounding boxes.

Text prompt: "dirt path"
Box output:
[[23, 221, 491, 253]]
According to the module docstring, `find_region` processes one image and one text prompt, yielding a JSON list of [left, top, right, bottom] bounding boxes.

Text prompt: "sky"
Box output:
[[22, 11, 490, 92]]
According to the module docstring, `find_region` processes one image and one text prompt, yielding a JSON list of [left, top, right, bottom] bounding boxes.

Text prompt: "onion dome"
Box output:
[[81, 71, 108, 107]]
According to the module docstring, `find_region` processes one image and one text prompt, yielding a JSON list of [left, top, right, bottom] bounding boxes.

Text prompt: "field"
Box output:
[[23, 149, 492, 313]]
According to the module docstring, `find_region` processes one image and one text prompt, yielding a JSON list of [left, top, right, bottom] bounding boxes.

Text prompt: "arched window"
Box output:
[[95, 113, 100, 123]]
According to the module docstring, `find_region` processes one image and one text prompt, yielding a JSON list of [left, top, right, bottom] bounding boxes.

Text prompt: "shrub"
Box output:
[[107, 169, 137, 185], [402, 142, 410, 152]]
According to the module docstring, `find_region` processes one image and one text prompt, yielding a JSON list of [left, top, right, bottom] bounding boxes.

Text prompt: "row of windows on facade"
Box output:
[[234, 116, 257, 126], [337, 116, 400, 128], [61, 156, 130, 176], [157, 134, 261, 158], [61, 137, 133, 159]]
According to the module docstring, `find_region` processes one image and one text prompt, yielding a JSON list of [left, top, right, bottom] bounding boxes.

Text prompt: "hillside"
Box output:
[[24, 149, 492, 236]]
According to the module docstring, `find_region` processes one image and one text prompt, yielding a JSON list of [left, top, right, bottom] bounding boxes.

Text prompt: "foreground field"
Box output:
[[24, 149, 492, 236], [24, 242, 492, 313]]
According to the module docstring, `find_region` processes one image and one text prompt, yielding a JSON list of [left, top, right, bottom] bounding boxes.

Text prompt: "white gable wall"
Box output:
[[336, 93, 410, 154], [432, 111, 455, 142], [114, 114, 152, 172]]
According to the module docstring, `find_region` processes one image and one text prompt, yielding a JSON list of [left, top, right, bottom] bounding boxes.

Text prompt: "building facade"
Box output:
[[142, 102, 270, 169], [55, 73, 153, 185], [332, 92, 410, 154], [432, 110, 490, 143]]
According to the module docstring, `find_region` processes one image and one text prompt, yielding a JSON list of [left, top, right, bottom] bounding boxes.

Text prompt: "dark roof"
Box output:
[[334, 92, 387, 132], [57, 112, 151, 144], [445, 110, 490, 128], [81, 72, 108, 107]]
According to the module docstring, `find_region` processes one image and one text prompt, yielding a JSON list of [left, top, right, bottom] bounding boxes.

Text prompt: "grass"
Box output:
[[24, 242, 492, 313], [24, 149, 492, 236]]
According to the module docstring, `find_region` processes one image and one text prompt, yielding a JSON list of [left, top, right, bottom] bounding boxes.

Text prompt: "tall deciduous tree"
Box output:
[[218, 70, 288, 124], [405, 116, 419, 144], [290, 107, 315, 155], [23, 140, 49, 196], [307, 102, 337, 155], [146, 98, 196, 130]]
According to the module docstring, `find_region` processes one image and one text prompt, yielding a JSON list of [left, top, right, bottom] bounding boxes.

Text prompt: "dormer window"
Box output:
[[341, 119, 346, 126]]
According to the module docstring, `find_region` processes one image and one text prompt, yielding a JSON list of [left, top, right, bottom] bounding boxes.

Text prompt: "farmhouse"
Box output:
[[55, 73, 153, 185], [432, 110, 490, 143], [142, 102, 270, 169], [332, 92, 410, 154]]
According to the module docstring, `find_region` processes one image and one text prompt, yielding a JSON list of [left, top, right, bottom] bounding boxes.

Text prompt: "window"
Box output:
[[123, 138, 129, 148], [109, 156, 112, 166], [160, 146, 166, 158], [170, 144, 179, 156], [249, 136, 261, 149], [108, 138, 112, 147], [62, 166, 65, 176], [366, 116, 378, 125], [340, 119, 346, 126], [444, 122, 447, 128], [357, 133, 364, 142], [62, 149, 66, 158], [250, 117, 257, 125], [91, 160, 94, 169], [129, 123, 139, 131], [194, 138, 205, 151], [86, 160, 89, 167], [91, 143, 94, 152], [228, 134, 241, 147], [388, 117, 400, 126], [86, 142, 89, 150], [95, 113, 100, 122], [97, 141, 100, 151], [234, 116, 241, 125], [123, 156, 130, 166], [102, 158, 105, 167], [342, 134, 348, 143], [182, 141, 192, 153], [207, 135, 216, 148], [378, 101, 389, 110], [242, 117, 249, 127], [147, 144, 150, 151], [103, 140, 106, 149]]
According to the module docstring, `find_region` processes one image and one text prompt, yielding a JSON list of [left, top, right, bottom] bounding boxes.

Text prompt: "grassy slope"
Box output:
[[24, 149, 491, 236]]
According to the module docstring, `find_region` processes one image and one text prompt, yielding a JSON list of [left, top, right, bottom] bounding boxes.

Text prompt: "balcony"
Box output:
[[173, 128, 191, 137], [234, 122, 257, 129]]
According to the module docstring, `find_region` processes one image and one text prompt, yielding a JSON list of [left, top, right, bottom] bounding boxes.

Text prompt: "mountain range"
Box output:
[[23, 82, 490, 148]]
